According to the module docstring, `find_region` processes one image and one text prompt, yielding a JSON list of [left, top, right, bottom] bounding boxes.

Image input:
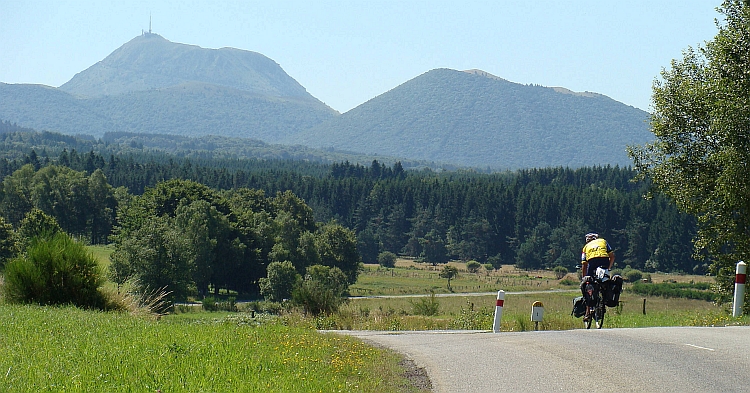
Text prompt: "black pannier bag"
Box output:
[[572, 296, 586, 318], [604, 275, 623, 307]]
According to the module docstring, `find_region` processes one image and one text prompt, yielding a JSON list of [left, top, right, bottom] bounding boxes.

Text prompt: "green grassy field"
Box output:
[[350, 262, 572, 296], [2, 252, 744, 392], [0, 304, 426, 392]]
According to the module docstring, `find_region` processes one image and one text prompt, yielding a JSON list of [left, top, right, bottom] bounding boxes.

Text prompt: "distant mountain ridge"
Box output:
[[284, 69, 651, 168], [0, 34, 336, 142], [60, 33, 314, 100], [0, 35, 651, 169]]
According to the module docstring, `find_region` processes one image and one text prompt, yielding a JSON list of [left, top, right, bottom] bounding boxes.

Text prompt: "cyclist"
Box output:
[[581, 232, 614, 278], [580, 232, 614, 320]]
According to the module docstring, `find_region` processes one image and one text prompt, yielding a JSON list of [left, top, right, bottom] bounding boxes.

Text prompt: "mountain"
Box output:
[[1, 34, 652, 169], [283, 69, 652, 169], [0, 33, 336, 141], [60, 33, 312, 100]]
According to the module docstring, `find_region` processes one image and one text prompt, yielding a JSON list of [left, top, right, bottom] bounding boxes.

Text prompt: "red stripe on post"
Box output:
[[496, 299, 504, 307], [736, 274, 747, 284]]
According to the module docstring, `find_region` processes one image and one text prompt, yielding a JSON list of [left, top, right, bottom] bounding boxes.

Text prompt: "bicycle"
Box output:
[[582, 267, 610, 329]]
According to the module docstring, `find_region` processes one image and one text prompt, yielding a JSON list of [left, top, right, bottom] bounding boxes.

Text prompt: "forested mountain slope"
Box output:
[[286, 69, 652, 169]]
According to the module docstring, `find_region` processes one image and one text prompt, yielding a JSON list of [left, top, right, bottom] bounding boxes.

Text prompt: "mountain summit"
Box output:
[[1, 35, 650, 169], [60, 33, 315, 101], [284, 68, 652, 169], [0, 34, 336, 141]]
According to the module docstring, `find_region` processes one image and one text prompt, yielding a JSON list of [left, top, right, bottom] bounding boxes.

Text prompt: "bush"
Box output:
[[482, 263, 494, 272], [291, 265, 348, 316], [553, 265, 568, 279], [629, 282, 718, 301], [624, 269, 644, 283], [259, 261, 300, 302], [202, 296, 219, 311], [466, 261, 481, 273], [410, 291, 440, 316], [2, 232, 106, 309], [377, 251, 397, 268]]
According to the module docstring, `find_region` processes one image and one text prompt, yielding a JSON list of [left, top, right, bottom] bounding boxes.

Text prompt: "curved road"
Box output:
[[331, 326, 750, 392]]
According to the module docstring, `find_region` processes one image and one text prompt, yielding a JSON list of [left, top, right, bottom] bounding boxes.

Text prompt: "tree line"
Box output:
[[0, 141, 701, 278]]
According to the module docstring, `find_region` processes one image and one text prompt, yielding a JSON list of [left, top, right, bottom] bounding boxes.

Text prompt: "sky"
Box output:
[[1, 0, 721, 114]]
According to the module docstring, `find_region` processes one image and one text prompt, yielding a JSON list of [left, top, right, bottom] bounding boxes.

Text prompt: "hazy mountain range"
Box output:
[[0, 33, 652, 169]]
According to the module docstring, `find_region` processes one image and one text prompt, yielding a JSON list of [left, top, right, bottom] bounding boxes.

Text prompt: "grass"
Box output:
[[0, 304, 427, 392], [0, 254, 743, 391], [350, 262, 566, 296], [306, 289, 744, 332]]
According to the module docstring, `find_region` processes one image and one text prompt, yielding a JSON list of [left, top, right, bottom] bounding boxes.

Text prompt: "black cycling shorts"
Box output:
[[586, 257, 610, 277]]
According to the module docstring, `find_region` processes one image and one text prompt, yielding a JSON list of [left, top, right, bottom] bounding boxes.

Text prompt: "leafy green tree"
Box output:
[[1, 164, 35, 225], [628, 1, 750, 302], [0, 216, 17, 269], [87, 169, 117, 244], [439, 265, 459, 290], [259, 261, 300, 302], [109, 215, 194, 301], [377, 251, 397, 268], [466, 260, 481, 273], [553, 265, 568, 280], [291, 265, 349, 315], [2, 232, 106, 309], [315, 221, 362, 284], [17, 208, 63, 251]]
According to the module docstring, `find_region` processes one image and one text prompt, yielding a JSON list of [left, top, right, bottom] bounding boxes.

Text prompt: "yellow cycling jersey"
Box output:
[[581, 238, 612, 261]]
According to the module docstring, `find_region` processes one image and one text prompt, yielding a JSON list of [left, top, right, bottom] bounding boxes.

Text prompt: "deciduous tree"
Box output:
[[628, 0, 750, 304]]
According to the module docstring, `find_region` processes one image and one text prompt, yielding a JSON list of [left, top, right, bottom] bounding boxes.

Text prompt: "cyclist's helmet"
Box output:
[[585, 232, 599, 242]]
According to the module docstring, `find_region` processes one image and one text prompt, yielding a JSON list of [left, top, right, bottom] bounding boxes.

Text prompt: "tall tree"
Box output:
[[628, 0, 750, 303]]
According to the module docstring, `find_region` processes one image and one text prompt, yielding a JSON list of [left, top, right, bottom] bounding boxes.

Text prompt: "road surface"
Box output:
[[331, 326, 750, 392]]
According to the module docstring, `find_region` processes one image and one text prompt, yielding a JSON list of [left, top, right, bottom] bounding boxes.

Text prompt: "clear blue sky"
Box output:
[[1, 0, 720, 113]]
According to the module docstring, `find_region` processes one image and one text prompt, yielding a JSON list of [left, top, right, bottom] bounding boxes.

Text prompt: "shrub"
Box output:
[[2, 232, 106, 309], [259, 261, 300, 302], [482, 263, 495, 272], [291, 265, 348, 316], [629, 282, 718, 301], [624, 269, 644, 283], [377, 251, 397, 268], [553, 265, 568, 279], [410, 291, 440, 316], [201, 296, 220, 312], [466, 261, 481, 273]]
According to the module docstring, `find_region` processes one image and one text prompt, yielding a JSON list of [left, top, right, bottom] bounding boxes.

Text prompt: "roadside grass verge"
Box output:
[[298, 290, 745, 331], [0, 304, 426, 392]]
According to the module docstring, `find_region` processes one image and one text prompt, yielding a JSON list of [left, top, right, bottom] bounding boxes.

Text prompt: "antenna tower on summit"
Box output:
[[149, 14, 152, 34]]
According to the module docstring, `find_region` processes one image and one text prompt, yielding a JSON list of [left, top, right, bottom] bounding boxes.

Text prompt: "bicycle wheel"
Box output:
[[595, 302, 605, 329]]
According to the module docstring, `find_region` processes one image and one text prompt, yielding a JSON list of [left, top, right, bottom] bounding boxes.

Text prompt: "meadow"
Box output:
[[0, 304, 426, 392], [1, 249, 741, 392]]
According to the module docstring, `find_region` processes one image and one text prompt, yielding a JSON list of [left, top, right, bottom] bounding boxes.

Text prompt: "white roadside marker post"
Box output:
[[733, 261, 747, 317], [493, 290, 505, 333]]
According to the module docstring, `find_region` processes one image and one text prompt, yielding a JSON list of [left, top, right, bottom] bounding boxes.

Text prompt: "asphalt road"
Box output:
[[331, 326, 750, 392]]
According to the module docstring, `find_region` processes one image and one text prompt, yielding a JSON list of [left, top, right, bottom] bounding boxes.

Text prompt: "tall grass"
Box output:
[[0, 305, 426, 392], [302, 291, 744, 331]]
